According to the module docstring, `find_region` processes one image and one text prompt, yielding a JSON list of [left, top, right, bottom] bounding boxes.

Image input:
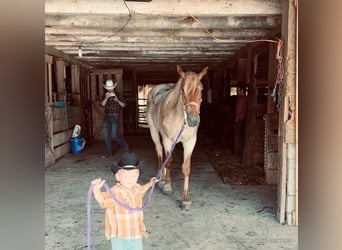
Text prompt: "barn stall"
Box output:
[[45, 0, 297, 225]]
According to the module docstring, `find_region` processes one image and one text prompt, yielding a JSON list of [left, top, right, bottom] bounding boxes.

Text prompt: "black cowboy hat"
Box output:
[[111, 153, 144, 175]]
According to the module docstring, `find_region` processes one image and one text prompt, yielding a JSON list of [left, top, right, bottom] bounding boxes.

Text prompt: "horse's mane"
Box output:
[[148, 70, 203, 110], [162, 77, 183, 108], [183, 72, 202, 94]]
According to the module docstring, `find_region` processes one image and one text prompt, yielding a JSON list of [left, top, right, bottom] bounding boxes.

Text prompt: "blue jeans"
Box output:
[[111, 237, 143, 250], [103, 114, 129, 155]]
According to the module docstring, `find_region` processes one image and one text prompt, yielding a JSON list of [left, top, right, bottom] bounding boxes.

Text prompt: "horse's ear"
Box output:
[[177, 65, 185, 78], [198, 66, 208, 80]]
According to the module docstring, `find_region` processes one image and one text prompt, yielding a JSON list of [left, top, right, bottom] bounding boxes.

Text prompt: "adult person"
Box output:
[[101, 80, 129, 158], [235, 83, 248, 162]]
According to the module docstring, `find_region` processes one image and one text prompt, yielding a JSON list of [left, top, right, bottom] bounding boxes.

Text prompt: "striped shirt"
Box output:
[[94, 183, 148, 240]]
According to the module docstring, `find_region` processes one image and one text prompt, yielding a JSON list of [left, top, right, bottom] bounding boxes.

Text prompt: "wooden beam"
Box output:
[[45, 45, 90, 69], [45, 15, 281, 30], [45, 0, 282, 15]]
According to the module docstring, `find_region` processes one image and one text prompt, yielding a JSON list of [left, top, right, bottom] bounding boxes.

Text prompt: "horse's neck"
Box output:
[[164, 78, 182, 108]]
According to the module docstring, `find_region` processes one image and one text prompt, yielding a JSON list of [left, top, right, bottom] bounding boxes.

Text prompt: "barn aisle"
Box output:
[[45, 135, 297, 250]]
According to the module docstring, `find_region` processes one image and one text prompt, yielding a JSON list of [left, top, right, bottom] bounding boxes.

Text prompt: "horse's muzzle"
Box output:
[[187, 115, 200, 127]]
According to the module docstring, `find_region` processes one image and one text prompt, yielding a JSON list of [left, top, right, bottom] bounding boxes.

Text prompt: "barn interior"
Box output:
[[45, 0, 297, 225]]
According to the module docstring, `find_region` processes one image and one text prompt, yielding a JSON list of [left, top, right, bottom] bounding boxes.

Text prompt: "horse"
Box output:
[[146, 65, 208, 210]]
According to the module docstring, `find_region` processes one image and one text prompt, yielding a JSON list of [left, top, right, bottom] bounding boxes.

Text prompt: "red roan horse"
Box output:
[[146, 65, 208, 210]]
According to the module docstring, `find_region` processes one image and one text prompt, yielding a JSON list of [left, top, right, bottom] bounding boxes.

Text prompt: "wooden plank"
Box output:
[[91, 102, 105, 139], [45, 63, 49, 103], [53, 106, 82, 120], [245, 45, 253, 85], [267, 134, 278, 152], [71, 64, 81, 105], [53, 116, 82, 133], [56, 59, 66, 101], [295, 0, 298, 226], [91, 69, 122, 75], [45, 54, 53, 64], [45, 54, 54, 104], [53, 129, 73, 147], [45, 45, 89, 68], [266, 152, 278, 170], [48, 63, 53, 103], [268, 43, 277, 113], [90, 75, 97, 101], [53, 142, 70, 160], [265, 169, 278, 185], [71, 64, 80, 93], [45, 153, 55, 167], [98, 74, 104, 99], [256, 103, 267, 116], [238, 58, 247, 82], [45, 0, 283, 16], [45, 104, 54, 158]]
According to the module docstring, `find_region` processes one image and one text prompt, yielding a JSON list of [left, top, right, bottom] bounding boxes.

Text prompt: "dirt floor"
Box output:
[[45, 135, 298, 250]]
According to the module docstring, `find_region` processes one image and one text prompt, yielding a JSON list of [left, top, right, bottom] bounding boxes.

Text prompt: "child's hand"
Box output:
[[91, 178, 106, 188], [150, 177, 159, 186]]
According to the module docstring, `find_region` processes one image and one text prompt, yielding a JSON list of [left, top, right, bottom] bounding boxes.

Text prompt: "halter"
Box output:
[[181, 88, 200, 108], [184, 102, 199, 108]]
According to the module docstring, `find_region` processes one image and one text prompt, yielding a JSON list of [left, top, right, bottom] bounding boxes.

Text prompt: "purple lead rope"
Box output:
[[87, 124, 185, 250]]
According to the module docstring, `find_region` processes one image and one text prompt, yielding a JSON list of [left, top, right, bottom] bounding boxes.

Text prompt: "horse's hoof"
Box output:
[[157, 180, 165, 189], [162, 185, 172, 195], [181, 201, 192, 210]]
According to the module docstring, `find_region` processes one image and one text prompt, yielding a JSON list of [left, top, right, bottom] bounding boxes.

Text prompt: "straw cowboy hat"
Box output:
[[111, 153, 144, 175], [103, 79, 118, 90]]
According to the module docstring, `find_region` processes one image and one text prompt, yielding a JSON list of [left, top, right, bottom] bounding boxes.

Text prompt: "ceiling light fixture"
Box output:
[[78, 46, 82, 57]]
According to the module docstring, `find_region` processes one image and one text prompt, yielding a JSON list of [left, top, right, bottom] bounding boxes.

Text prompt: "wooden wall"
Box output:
[[45, 52, 87, 167]]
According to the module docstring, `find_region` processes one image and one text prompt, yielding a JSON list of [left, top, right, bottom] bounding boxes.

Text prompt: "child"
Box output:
[[91, 152, 157, 250]]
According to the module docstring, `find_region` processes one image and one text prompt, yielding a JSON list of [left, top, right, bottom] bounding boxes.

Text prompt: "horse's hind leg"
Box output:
[[161, 139, 174, 195], [147, 122, 166, 187], [161, 151, 173, 195]]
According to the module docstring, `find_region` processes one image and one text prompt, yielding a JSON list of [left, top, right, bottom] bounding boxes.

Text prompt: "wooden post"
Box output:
[[45, 54, 55, 166], [55, 58, 66, 101], [45, 55, 53, 103], [277, 0, 297, 226], [98, 74, 104, 99], [114, 71, 124, 136], [265, 42, 279, 184], [90, 75, 97, 102], [71, 64, 81, 105], [295, 0, 298, 226], [243, 44, 254, 167]]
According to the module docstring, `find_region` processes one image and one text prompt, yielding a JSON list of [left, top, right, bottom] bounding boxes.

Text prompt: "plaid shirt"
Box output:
[[94, 183, 148, 240], [104, 95, 125, 115]]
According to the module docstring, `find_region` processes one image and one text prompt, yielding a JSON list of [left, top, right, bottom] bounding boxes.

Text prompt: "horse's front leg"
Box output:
[[181, 137, 196, 210], [181, 155, 192, 210]]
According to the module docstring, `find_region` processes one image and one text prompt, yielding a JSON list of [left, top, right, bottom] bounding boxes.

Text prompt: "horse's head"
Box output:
[[177, 65, 208, 127]]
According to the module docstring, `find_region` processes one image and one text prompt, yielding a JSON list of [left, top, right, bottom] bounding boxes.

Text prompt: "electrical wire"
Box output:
[[79, 0, 132, 48], [190, 15, 279, 44]]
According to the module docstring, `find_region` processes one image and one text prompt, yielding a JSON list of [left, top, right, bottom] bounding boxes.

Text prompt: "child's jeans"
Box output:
[[111, 237, 143, 250]]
